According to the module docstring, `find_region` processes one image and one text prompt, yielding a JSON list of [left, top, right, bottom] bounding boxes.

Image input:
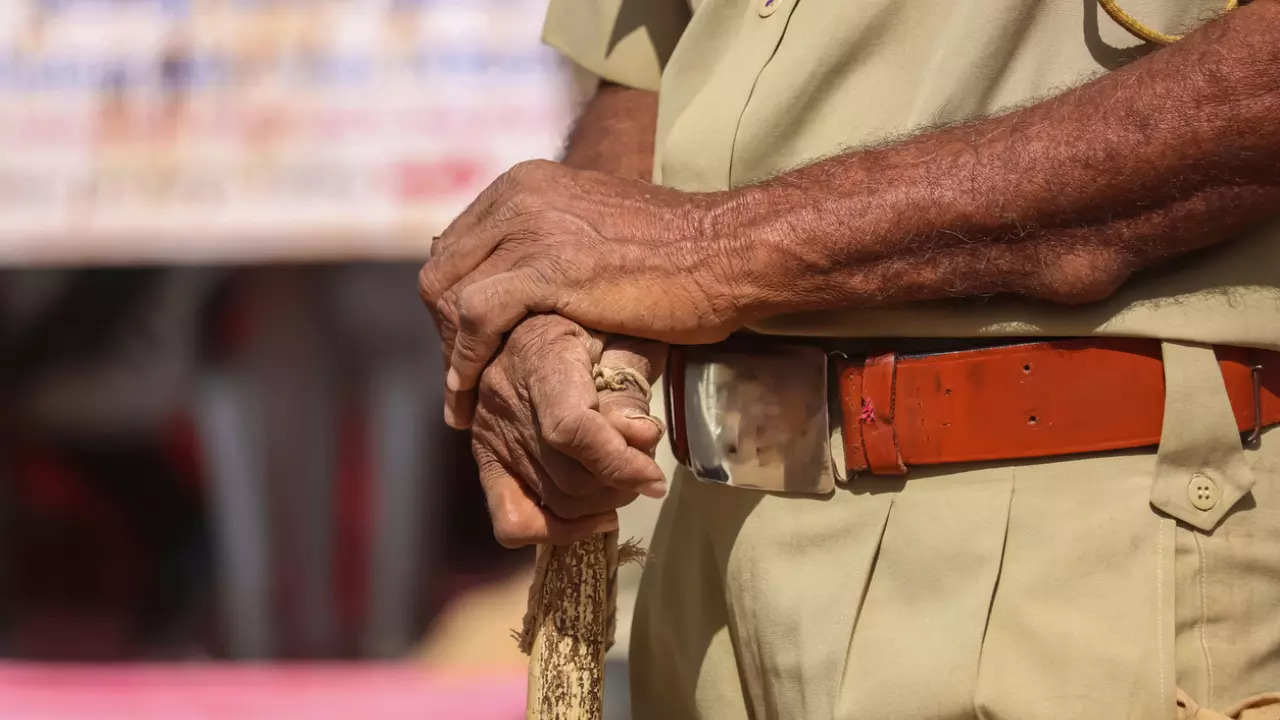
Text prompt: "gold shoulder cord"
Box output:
[[1098, 0, 1238, 45]]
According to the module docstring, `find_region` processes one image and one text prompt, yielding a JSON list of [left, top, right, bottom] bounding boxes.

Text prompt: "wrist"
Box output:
[[696, 183, 838, 325], [674, 189, 768, 331]]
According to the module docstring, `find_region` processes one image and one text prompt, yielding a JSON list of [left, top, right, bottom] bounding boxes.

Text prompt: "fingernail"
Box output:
[[639, 480, 668, 499], [443, 404, 462, 430], [622, 409, 666, 437], [642, 415, 667, 439], [446, 367, 462, 392]]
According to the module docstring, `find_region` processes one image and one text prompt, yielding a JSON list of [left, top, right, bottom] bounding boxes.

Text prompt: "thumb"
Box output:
[[602, 396, 666, 455], [596, 338, 668, 455]]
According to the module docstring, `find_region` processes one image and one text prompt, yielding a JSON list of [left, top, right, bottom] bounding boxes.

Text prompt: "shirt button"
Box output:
[[1187, 473, 1220, 511], [759, 0, 781, 17]]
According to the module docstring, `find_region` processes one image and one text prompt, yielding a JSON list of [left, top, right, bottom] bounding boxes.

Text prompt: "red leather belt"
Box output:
[[666, 338, 1280, 477]]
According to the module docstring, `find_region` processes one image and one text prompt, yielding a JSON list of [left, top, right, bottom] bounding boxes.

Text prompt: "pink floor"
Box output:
[[0, 663, 526, 719]]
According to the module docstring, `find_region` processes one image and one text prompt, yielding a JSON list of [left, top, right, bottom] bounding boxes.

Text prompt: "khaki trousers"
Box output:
[[631, 345, 1280, 720]]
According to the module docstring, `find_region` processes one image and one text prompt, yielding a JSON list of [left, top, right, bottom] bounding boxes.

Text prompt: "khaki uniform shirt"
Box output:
[[542, 3, 1280, 718], [543, 0, 1280, 350]]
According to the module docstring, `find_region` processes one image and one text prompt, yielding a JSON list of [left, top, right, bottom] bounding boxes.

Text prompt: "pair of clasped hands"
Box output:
[[418, 160, 749, 547]]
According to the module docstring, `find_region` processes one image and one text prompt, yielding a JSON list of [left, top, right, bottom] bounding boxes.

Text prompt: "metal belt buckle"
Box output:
[[670, 345, 835, 494]]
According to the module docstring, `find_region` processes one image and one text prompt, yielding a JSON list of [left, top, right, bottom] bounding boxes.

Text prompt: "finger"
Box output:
[[534, 388, 667, 498], [421, 280, 459, 392], [600, 338, 669, 385], [538, 447, 644, 508], [448, 270, 554, 394], [443, 385, 477, 430], [525, 333, 666, 496], [431, 270, 505, 431], [536, 441, 606, 497], [472, 376, 596, 499], [475, 401, 638, 518], [597, 339, 670, 454], [426, 171, 508, 264], [540, 479, 639, 520], [601, 401, 666, 456], [476, 454, 617, 548], [433, 283, 489, 431], [422, 161, 550, 304], [426, 290, 474, 429], [597, 371, 664, 455]]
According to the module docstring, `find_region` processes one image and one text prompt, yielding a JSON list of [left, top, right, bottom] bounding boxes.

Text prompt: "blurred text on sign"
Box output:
[[0, 0, 576, 265]]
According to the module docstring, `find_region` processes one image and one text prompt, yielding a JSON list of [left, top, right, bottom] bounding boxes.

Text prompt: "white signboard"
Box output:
[[0, 0, 577, 265]]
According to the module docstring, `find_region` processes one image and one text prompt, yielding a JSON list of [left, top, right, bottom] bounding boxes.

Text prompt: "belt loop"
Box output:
[[862, 353, 908, 475], [1150, 341, 1254, 532]]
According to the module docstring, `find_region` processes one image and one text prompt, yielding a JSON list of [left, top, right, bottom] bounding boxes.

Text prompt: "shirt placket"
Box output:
[[660, 0, 801, 190]]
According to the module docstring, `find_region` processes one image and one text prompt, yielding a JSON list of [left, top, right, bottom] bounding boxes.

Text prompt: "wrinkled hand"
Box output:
[[471, 313, 668, 548], [419, 159, 749, 411]]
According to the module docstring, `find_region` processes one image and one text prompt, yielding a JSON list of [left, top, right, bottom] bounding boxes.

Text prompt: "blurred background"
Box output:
[[0, 1, 664, 717]]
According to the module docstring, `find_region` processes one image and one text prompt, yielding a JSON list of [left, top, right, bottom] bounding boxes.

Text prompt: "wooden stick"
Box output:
[[525, 535, 611, 719], [522, 350, 662, 717]]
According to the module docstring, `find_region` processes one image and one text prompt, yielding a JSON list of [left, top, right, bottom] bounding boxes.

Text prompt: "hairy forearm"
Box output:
[[557, 83, 668, 362], [725, 0, 1280, 319], [561, 82, 659, 180]]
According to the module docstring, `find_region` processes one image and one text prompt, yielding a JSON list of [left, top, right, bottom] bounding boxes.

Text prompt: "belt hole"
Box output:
[[1022, 363, 1032, 373], [1028, 415, 1038, 425], [944, 388, 952, 396]]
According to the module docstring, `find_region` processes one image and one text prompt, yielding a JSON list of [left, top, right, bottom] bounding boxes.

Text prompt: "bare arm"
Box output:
[[436, 81, 660, 427], [727, 0, 1280, 318], [424, 1, 1280, 393], [423, 81, 666, 546], [562, 81, 659, 179]]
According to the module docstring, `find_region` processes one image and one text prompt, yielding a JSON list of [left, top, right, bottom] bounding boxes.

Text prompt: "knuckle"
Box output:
[[600, 395, 648, 418], [504, 190, 540, 218], [523, 253, 582, 289], [454, 287, 487, 331], [417, 263, 441, 303], [491, 509, 532, 549], [543, 409, 587, 453], [435, 289, 458, 323], [502, 161, 535, 188], [476, 371, 500, 402], [510, 158, 553, 179], [492, 526, 524, 549], [595, 450, 632, 484]]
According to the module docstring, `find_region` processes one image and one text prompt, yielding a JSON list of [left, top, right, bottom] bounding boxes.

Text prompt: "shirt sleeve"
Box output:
[[542, 0, 691, 92]]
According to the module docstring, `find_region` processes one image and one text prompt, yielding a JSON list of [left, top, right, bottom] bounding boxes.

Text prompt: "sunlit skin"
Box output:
[[423, 85, 669, 547], [421, 2, 1280, 545]]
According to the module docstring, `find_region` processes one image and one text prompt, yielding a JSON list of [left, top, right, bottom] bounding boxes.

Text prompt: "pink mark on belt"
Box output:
[[859, 399, 876, 424]]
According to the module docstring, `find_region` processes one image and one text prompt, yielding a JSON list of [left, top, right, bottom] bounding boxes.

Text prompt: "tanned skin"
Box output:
[[736, 4, 1280, 311], [422, 4, 1280, 543], [561, 82, 658, 180], [425, 83, 668, 546]]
